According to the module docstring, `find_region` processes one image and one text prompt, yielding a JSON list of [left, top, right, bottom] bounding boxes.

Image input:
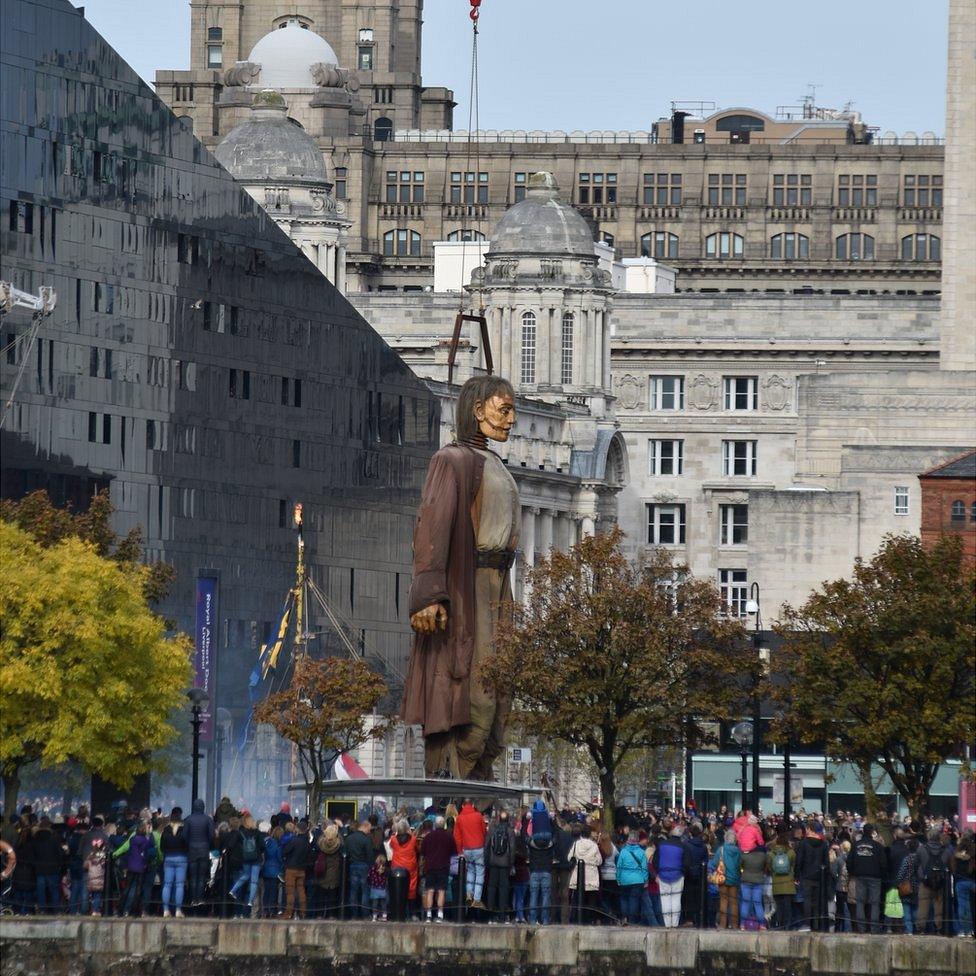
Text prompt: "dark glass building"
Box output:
[[1, 0, 438, 804]]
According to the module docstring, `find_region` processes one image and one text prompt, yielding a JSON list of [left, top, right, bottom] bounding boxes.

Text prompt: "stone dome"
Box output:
[[490, 172, 594, 257], [248, 19, 338, 89], [214, 91, 328, 183]]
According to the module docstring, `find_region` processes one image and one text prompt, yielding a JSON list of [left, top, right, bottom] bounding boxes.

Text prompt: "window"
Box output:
[[578, 172, 617, 205], [446, 229, 486, 241], [228, 368, 250, 399], [643, 173, 682, 206], [386, 170, 424, 203], [707, 173, 747, 206], [894, 486, 909, 515], [601, 232, 615, 247], [358, 46, 374, 70], [514, 172, 527, 203], [520, 311, 536, 384], [450, 171, 489, 204], [8, 200, 33, 234], [373, 117, 393, 142], [971, 502, 976, 522], [88, 411, 97, 443], [207, 27, 222, 40], [720, 504, 748, 545], [334, 167, 347, 200], [837, 174, 877, 206], [724, 376, 758, 411], [640, 231, 678, 259], [648, 439, 684, 476], [647, 504, 687, 545], [719, 569, 748, 617], [722, 440, 758, 476], [177, 233, 198, 265], [903, 175, 942, 207], [770, 232, 809, 260], [835, 233, 875, 260], [292, 439, 301, 468], [950, 500, 966, 522], [772, 174, 812, 206], [207, 44, 222, 68], [705, 232, 743, 259], [649, 376, 684, 410], [901, 234, 941, 261], [383, 229, 421, 257], [101, 414, 111, 444], [560, 312, 574, 385]]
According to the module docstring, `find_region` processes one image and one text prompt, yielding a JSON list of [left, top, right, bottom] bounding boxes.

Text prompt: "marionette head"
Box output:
[[456, 375, 516, 444]]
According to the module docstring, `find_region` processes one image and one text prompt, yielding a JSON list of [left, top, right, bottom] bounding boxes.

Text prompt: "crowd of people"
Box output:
[[1, 796, 973, 938]]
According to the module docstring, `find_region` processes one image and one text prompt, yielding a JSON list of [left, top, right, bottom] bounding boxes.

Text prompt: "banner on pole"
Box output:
[[773, 774, 804, 806], [194, 575, 218, 741]]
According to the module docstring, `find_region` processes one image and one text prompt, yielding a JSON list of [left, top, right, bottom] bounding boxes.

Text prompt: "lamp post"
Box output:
[[745, 583, 764, 814], [731, 721, 754, 813], [187, 687, 209, 807]]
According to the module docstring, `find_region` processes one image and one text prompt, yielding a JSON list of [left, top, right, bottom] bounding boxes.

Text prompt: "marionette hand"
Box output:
[[410, 603, 448, 635]]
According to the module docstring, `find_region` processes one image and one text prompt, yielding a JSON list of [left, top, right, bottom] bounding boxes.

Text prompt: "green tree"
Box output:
[[481, 529, 747, 831], [768, 534, 975, 820], [0, 521, 192, 817], [254, 656, 393, 819]]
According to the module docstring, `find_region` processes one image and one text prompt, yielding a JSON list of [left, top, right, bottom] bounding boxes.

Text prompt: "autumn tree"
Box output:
[[768, 534, 975, 820], [253, 656, 393, 818], [0, 521, 192, 817], [482, 530, 747, 830]]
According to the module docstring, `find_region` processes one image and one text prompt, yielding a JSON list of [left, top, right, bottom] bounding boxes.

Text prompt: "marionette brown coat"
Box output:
[[401, 444, 487, 737]]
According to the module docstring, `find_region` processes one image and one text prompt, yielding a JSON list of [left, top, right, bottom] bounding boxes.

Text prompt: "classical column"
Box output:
[[539, 509, 555, 556], [593, 309, 604, 393], [521, 506, 538, 569], [581, 515, 596, 538], [500, 307, 511, 385], [337, 245, 347, 293]]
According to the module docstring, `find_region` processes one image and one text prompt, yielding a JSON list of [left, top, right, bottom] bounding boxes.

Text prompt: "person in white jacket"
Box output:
[[567, 824, 603, 924]]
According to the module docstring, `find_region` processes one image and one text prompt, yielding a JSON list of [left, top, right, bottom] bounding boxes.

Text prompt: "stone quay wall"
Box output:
[[1, 919, 974, 976]]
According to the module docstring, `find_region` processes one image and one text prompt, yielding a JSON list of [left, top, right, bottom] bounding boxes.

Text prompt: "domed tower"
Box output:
[[473, 172, 615, 417], [217, 19, 366, 139], [215, 90, 350, 290]]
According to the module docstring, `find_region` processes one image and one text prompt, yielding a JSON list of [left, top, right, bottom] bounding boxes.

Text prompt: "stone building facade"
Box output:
[[156, 3, 946, 296]]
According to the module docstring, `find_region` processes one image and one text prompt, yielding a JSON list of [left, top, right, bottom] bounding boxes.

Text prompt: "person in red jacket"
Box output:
[[454, 800, 488, 907], [733, 812, 764, 854]]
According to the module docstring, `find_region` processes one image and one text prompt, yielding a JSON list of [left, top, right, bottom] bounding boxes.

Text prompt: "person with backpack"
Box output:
[[766, 831, 795, 930], [228, 815, 264, 916], [616, 832, 649, 925], [708, 829, 742, 930], [916, 828, 952, 934], [484, 811, 515, 923], [848, 823, 888, 934], [313, 824, 343, 918], [183, 798, 214, 909]]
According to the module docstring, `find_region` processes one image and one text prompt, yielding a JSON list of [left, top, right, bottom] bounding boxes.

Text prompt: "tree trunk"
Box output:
[[855, 761, 882, 819], [3, 769, 21, 824], [600, 769, 616, 833]]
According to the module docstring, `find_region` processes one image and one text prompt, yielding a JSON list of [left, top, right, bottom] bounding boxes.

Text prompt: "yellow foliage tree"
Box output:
[[0, 521, 192, 816]]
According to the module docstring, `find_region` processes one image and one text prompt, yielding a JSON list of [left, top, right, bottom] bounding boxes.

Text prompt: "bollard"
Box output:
[[338, 852, 348, 921], [389, 867, 409, 922], [455, 855, 467, 923], [575, 860, 585, 925]]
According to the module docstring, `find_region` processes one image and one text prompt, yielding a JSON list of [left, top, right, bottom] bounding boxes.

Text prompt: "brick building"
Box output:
[[919, 450, 976, 564]]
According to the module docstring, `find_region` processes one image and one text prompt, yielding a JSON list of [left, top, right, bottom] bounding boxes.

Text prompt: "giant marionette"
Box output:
[[400, 372, 519, 780]]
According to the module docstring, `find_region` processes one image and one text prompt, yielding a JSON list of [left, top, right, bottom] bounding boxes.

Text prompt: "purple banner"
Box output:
[[194, 575, 218, 741]]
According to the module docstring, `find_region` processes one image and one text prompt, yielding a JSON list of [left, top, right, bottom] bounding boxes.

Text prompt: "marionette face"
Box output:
[[474, 393, 516, 442]]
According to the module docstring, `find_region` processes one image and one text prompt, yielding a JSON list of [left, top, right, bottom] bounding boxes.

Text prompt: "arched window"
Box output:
[[835, 233, 875, 260], [560, 312, 574, 385], [520, 311, 536, 385], [373, 116, 393, 142], [951, 500, 966, 521], [705, 232, 743, 259], [446, 229, 485, 242], [716, 114, 765, 132], [207, 27, 223, 40], [640, 231, 678, 259], [382, 229, 421, 257], [901, 234, 941, 261], [770, 233, 809, 260]]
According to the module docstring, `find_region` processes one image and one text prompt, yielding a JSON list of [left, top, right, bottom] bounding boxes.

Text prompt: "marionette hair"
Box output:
[[454, 374, 514, 444]]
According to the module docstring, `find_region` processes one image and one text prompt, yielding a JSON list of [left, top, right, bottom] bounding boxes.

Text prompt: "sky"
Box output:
[[74, 0, 948, 135]]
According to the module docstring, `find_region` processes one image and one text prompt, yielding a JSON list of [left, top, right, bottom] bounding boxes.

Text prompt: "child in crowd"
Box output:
[[83, 838, 108, 917], [368, 852, 389, 921]]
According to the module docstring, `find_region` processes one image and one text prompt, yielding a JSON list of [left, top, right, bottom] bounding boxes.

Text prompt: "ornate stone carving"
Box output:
[[689, 372, 719, 410], [615, 374, 642, 411], [309, 189, 342, 215], [763, 374, 791, 411], [223, 62, 260, 87], [311, 62, 350, 89]]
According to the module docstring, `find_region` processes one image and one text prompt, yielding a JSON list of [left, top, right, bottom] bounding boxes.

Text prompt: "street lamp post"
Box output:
[[745, 583, 764, 814], [187, 687, 209, 807], [731, 721, 754, 813]]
